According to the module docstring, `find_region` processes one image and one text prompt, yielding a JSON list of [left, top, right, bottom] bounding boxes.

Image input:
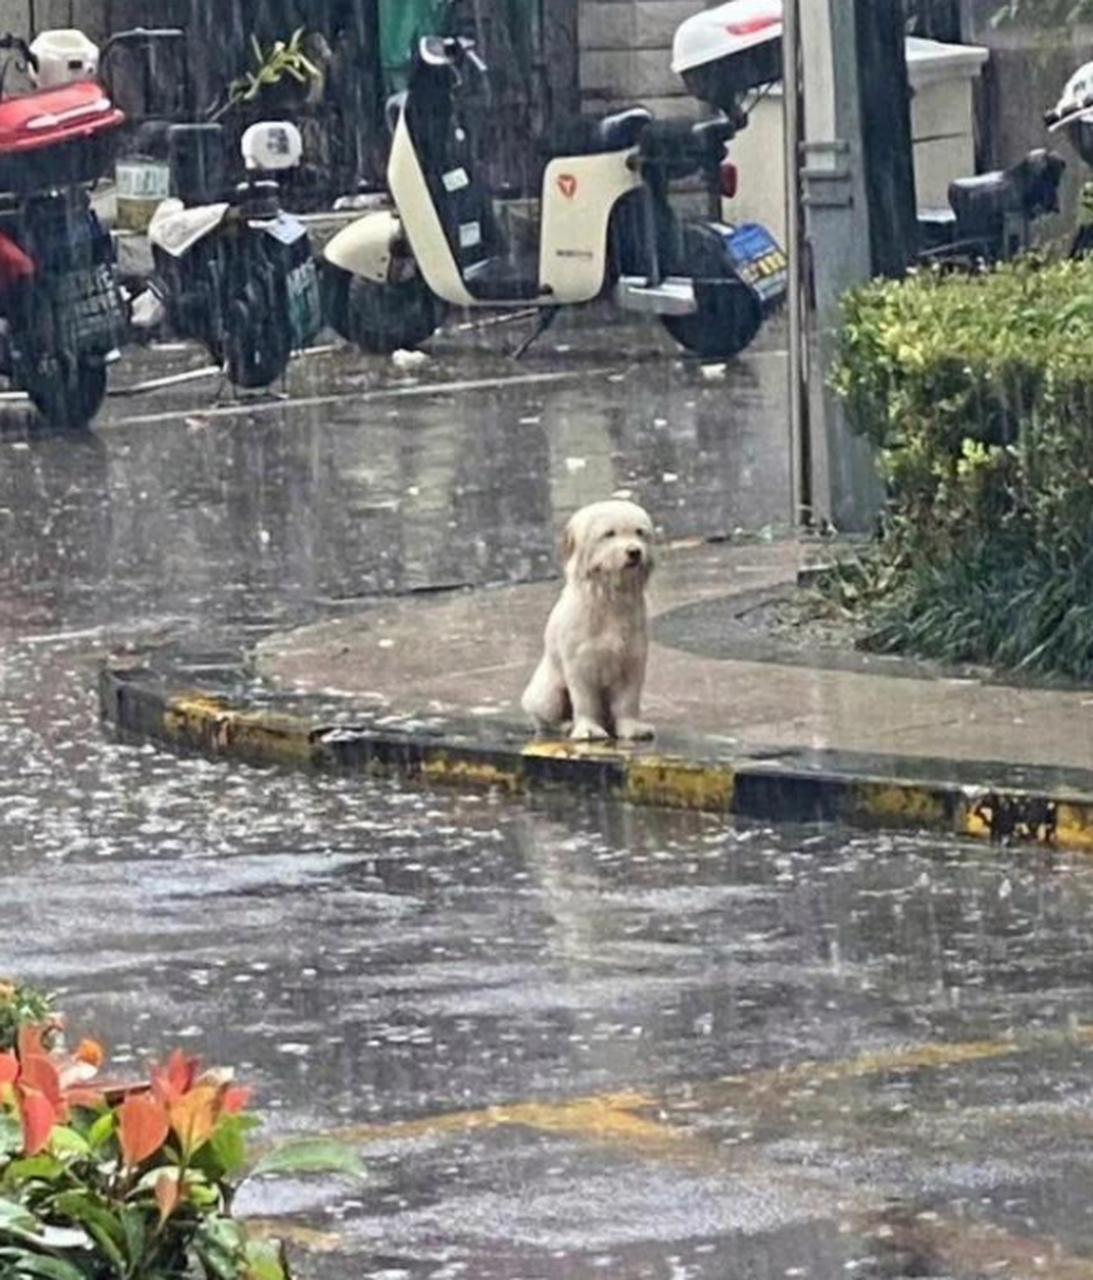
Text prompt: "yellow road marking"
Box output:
[[317, 1025, 1093, 1158], [626, 757, 735, 811], [165, 693, 318, 766], [259, 1029, 1093, 1270], [328, 1089, 681, 1154], [421, 754, 525, 794], [245, 1221, 345, 1254]]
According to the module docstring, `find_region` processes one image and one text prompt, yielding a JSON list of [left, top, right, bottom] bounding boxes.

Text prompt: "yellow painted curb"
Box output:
[[99, 669, 1093, 852]]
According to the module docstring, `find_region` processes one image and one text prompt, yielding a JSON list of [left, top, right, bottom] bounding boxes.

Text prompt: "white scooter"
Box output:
[[322, 6, 788, 360], [1046, 60, 1093, 257]]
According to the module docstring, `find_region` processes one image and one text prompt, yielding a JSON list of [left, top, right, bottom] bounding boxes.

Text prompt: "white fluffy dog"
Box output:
[[522, 499, 655, 742]]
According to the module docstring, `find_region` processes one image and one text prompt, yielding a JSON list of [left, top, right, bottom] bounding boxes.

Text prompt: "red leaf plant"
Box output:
[[0, 1023, 105, 1155], [0, 1001, 356, 1280]]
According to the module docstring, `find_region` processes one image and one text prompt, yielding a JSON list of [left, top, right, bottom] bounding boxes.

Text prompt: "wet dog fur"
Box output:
[[521, 499, 655, 742]]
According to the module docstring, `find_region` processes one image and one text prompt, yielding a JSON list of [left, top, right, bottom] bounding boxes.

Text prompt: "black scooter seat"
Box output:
[[596, 107, 653, 152], [948, 149, 1065, 230], [948, 170, 1016, 225], [547, 108, 652, 158]]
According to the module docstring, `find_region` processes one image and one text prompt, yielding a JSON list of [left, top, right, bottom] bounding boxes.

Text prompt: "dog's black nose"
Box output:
[[627, 547, 643, 565]]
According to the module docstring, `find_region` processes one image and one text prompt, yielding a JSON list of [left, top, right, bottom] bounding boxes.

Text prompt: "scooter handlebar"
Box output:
[[0, 34, 37, 73]]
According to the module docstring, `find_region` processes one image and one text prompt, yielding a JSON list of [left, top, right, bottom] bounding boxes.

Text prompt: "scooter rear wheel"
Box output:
[[662, 224, 763, 359], [224, 285, 291, 390], [325, 264, 441, 354], [25, 359, 107, 431]]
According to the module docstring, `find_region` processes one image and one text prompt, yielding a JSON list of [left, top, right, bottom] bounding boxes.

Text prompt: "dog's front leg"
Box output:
[[566, 668, 610, 742], [611, 667, 654, 741]]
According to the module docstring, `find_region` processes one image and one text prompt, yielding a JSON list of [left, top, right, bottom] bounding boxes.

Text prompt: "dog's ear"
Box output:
[[561, 519, 578, 567]]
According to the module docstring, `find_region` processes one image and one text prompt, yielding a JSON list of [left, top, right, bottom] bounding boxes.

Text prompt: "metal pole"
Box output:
[[782, 0, 810, 529]]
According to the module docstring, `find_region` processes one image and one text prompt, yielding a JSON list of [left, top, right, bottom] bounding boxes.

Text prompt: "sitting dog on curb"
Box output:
[[522, 499, 656, 742]]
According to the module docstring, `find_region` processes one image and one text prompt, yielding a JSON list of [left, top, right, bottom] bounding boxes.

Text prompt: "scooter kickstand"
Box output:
[[511, 307, 560, 360]]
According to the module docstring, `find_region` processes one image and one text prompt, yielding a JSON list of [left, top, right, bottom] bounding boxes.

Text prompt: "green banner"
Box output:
[[379, 0, 450, 87], [379, 0, 539, 89]]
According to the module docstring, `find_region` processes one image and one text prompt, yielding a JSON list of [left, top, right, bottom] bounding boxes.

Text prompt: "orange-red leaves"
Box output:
[[118, 1093, 170, 1167], [20, 1091, 57, 1156], [155, 1171, 184, 1223], [168, 1085, 219, 1156]]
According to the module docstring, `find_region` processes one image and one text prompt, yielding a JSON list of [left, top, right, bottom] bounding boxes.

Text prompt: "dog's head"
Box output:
[[563, 499, 655, 587]]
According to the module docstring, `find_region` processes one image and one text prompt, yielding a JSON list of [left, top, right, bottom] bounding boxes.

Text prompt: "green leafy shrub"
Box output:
[[832, 256, 1093, 678]]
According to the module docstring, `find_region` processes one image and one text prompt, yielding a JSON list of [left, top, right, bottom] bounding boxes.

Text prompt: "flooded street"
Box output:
[[6, 331, 1093, 1279]]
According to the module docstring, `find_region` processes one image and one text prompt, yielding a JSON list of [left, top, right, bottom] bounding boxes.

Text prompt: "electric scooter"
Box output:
[[323, 15, 788, 359], [147, 119, 322, 388], [1047, 62, 1093, 257], [0, 29, 129, 428], [110, 28, 323, 389]]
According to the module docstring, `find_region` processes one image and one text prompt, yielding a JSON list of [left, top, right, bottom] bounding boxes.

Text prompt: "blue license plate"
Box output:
[[718, 222, 789, 308]]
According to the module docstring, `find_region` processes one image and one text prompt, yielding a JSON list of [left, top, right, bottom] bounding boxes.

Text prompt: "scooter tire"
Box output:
[[224, 291, 291, 390], [26, 360, 107, 431], [326, 265, 441, 354], [662, 224, 763, 360]]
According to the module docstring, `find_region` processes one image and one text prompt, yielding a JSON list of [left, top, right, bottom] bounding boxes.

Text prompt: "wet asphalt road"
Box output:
[[6, 327, 1093, 1279]]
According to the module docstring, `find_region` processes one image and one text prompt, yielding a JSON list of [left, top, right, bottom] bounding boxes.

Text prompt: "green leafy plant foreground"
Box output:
[[0, 987, 57, 1056], [0, 999, 362, 1280], [832, 255, 1093, 679]]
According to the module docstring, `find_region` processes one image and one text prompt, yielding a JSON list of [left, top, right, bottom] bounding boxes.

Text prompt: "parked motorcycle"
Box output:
[[147, 120, 323, 388], [918, 148, 1066, 266], [1046, 61, 1093, 257], [0, 29, 128, 429], [110, 29, 322, 389], [323, 4, 787, 360]]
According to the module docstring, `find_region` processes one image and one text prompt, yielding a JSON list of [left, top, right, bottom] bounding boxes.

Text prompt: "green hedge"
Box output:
[[833, 256, 1093, 679]]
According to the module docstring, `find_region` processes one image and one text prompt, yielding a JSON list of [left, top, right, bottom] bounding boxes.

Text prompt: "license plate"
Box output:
[[286, 260, 321, 345], [721, 222, 789, 306]]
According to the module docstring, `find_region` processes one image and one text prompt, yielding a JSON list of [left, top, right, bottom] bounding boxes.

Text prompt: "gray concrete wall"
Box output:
[[579, 0, 707, 119], [0, 0, 113, 42]]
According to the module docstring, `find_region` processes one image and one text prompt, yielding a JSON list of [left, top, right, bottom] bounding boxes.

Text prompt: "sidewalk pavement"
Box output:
[[100, 538, 1093, 853]]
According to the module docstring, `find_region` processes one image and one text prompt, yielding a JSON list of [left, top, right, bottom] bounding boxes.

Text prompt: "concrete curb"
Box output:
[[99, 663, 1093, 853]]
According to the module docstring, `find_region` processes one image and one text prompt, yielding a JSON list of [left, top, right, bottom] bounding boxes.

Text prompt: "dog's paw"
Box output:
[[570, 718, 610, 742], [617, 718, 655, 741]]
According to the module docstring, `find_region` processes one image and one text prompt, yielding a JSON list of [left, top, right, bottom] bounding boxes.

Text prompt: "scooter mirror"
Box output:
[[419, 36, 450, 67], [241, 121, 303, 173]]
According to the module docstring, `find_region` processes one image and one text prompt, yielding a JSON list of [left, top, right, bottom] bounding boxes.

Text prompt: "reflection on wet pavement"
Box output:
[[5, 336, 1093, 1278]]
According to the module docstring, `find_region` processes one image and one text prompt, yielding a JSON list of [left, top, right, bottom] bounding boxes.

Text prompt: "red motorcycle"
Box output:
[[0, 32, 128, 428]]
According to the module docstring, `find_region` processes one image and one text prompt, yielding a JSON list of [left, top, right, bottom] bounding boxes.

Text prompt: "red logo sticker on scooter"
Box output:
[[558, 174, 578, 199]]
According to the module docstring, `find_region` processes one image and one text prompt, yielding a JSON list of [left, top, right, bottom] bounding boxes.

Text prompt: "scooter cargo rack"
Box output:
[[0, 79, 124, 192]]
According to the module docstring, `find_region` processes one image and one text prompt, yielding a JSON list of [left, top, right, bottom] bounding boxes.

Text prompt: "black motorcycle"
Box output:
[[918, 149, 1066, 267], [112, 29, 322, 389]]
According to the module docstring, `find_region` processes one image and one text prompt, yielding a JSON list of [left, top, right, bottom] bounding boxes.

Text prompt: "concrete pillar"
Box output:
[[798, 0, 884, 534]]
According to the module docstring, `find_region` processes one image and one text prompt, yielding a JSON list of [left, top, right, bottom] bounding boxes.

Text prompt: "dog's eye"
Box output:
[[635, 528, 647, 538], [602, 529, 615, 540]]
